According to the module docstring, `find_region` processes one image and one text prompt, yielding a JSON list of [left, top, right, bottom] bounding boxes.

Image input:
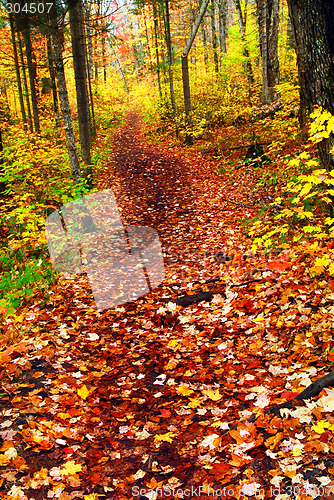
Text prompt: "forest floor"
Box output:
[[1, 112, 334, 499]]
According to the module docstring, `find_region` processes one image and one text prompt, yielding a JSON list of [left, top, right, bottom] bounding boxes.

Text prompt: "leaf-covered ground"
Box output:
[[1, 113, 334, 500]]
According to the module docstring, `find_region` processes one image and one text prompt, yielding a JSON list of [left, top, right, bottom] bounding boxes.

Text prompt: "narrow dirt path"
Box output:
[[99, 112, 249, 285]]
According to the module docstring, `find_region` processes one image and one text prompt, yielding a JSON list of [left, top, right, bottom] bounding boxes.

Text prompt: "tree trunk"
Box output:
[[0, 130, 6, 196], [287, 0, 334, 168], [286, 14, 295, 51], [218, 0, 228, 54], [267, 0, 280, 101], [257, 0, 268, 104], [182, 0, 210, 115], [9, 14, 27, 131], [210, 0, 219, 74], [83, 3, 94, 80], [49, 1, 81, 183], [235, 0, 254, 87], [85, 34, 96, 139], [46, 35, 61, 134], [201, 19, 209, 69], [17, 29, 33, 132], [153, 2, 162, 98], [68, 0, 92, 180], [21, 17, 40, 134], [163, 0, 176, 116], [102, 34, 107, 84]]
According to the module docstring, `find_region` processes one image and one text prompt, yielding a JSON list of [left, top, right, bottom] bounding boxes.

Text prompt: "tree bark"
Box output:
[[102, 34, 107, 84], [0, 130, 6, 196], [287, 0, 334, 168], [201, 18, 209, 69], [163, 0, 176, 116], [182, 0, 210, 115], [17, 29, 33, 132], [49, 1, 81, 183], [46, 35, 61, 134], [257, 0, 268, 104], [21, 16, 40, 134], [153, 2, 162, 98], [83, 2, 94, 80], [210, 0, 219, 74], [68, 0, 92, 179], [235, 0, 254, 87], [267, 0, 280, 101], [9, 13, 27, 131], [218, 0, 228, 54]]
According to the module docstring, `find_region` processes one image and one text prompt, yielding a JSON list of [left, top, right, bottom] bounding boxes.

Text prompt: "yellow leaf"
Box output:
[[167, 339, 178, 348], [0, 454, 10, 465], [77, 385, 89, 400], [252, 317, 265, 323], [291, 447, 303, 457], [211, 420, 223, 428], [84, 495, 99, 500], [177, 385, 194, 396], [311, 420, 334, 433], [57, 413, 72, 420], [154, 432, 175, 443], [61, 460, 82, 476], [202, 389, 223, 401], [188, 398, 202, 408], [299, 152, 309, 160]]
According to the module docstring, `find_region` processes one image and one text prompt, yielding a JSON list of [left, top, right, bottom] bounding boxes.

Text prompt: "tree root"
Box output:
[[267, 370, 334, 416]]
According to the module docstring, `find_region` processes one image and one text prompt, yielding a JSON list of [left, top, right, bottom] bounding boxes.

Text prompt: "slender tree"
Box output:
[[153, 2, 162, 98], [218, 0, 228, 55], [182, 0, 210, 115], [201, 18, 209, 69], [256, 0, 280, 104], [46, 35, 61, 134], [9, 13, 27, 131], [17, 28, 33, 132], [68, 0, 92, 180], [0, 130, 5, 196], [49, 1, 81, 183], [20, 15, 40, 133], [235, 0, 254, 87], [257, 0, 268, 104], [210, 0, 219, 74], [163, 0, 176, 116]]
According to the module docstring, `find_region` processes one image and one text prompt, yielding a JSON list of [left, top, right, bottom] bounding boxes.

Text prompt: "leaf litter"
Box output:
[[1, 113, 334, 499]]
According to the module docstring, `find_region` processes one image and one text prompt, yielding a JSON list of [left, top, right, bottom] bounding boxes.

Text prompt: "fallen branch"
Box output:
[[220, 198, 259, 208], [161, 290, 224, 307], [267, 370, 334, 416], [222, 142, 268, 152]]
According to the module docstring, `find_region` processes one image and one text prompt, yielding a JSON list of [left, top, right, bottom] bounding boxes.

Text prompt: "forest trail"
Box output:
[[99, 111, 254, 285], [1, 113, 333, 498]]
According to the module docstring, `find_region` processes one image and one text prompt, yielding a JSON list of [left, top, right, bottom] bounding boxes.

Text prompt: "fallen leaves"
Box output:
[[1, 113, 334, 499]]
